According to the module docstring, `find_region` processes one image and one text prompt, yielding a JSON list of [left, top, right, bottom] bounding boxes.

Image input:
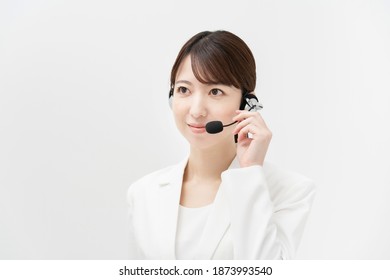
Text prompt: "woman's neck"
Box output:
[[185, 142, 236, 183]]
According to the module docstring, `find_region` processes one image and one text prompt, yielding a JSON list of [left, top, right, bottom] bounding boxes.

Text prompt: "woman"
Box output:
[[127, 30, 315, 259]]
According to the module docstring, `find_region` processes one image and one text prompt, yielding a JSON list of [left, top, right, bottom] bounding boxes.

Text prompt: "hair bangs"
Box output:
[[190, 47, 240, 89]]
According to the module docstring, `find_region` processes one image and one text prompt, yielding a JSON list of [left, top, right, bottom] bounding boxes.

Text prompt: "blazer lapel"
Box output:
[[155, 158, 187, 259], [195, 183, 230, 259], [195, 157, 240, 259]]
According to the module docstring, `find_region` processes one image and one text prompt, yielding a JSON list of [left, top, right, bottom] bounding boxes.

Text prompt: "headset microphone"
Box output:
[[205, 120, 237, 134]]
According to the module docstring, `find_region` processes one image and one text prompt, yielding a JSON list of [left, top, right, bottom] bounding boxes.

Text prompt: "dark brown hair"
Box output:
[[170, 30, 256, 94]]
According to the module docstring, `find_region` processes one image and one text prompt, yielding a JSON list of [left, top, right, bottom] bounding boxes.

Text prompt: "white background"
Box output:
[[1, 0, 389, 259]]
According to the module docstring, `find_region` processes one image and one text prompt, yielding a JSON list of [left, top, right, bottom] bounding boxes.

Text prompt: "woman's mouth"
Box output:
[[188, 123, 206, 134]]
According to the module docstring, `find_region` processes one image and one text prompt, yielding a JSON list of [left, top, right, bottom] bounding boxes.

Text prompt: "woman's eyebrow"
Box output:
[[175, 80, 193, 85], [204, 83, 232, 89], [206, 83, 225, 86]]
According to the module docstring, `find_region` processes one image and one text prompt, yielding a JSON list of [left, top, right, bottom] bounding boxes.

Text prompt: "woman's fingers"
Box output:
[[232, 117, 257, 135], [232, 110, 270, 138]]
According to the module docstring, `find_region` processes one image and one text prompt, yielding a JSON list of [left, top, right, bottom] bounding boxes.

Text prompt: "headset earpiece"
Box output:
[[240, 92, 263, 111], [168, 87, 174, 109]]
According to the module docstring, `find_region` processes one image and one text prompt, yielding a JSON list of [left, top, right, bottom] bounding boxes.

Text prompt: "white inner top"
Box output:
[[175, 204, 212, 260]]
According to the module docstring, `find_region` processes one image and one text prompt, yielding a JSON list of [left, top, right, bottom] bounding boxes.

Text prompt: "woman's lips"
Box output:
[[188, 123, 206, 133]]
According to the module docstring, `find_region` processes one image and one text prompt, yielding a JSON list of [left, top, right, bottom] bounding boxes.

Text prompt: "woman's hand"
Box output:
[[232, 110, 272, 167]]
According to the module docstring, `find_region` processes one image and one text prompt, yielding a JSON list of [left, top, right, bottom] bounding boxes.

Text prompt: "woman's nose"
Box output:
[[189, 94, 207, 118]]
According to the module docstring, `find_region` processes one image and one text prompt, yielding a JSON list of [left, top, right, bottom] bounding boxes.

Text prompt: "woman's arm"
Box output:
[[221, 165, 315, 259]]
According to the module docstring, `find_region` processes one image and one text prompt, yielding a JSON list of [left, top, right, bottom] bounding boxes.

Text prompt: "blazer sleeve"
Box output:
[[221, 165, 315, 259], [126, 185, 141, 259]]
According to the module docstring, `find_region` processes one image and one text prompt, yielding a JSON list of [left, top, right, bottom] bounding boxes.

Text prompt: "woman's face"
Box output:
[[172, 55, 242, 150]]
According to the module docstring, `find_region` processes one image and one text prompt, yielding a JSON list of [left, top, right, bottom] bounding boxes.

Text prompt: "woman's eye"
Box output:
[[177, 86, 189, 94], [210, 88, 223, 96]]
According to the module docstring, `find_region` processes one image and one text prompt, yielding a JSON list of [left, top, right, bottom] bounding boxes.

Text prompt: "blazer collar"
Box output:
[[157, 157, 188, 187], [155, 156, 239, 259]]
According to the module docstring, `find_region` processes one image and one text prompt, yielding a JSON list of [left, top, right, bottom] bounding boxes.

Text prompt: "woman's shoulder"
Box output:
[[130, 164, 176, 187], [128, 159, 186, 194]]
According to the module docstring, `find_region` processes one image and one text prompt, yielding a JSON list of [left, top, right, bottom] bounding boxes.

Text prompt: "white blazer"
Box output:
[[127, 157, 315, 259]]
